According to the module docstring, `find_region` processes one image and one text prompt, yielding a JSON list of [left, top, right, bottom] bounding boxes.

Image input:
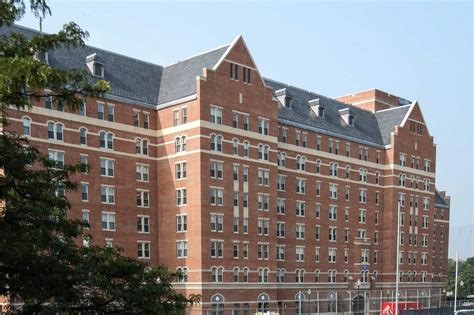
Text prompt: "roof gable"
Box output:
[[375, 104, 412, 145]]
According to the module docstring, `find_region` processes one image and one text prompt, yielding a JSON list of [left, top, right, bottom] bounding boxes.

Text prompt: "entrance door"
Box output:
[[353, 295, 365, 315]]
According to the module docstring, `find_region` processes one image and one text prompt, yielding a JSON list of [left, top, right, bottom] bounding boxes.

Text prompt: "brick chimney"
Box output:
[[335, 89, 411, 112]]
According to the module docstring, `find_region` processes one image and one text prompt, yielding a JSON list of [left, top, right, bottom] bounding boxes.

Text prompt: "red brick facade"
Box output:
[[4, 35, 450, 314]]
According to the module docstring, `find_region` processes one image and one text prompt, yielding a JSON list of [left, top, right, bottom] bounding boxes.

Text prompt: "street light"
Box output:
[[307, 289, 311, 315]]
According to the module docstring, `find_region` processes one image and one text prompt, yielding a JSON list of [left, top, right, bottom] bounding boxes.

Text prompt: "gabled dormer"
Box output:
[[309, 98, 325, 118], [275, 88, 292, 109], [86, 53, 105, 78], [339, 108, 355, 126]]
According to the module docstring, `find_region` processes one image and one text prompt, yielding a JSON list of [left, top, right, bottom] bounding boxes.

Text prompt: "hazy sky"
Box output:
[[18, 0, 473, 258]]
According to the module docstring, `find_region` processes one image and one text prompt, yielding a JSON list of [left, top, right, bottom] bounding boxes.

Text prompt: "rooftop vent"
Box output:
[[309, 98, 325, 118], [339, 108, 355, 126], [86, 53, 105, 78], [275, 88, 292, 109]]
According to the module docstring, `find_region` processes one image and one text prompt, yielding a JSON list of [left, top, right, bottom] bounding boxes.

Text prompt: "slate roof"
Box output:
[[435, 191, 449, 207], [1, 24, 413, 147], [264, 78, 411, 147]]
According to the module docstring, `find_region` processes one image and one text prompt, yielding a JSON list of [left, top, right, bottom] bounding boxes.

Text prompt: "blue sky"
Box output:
[[19, 0, 473, 258]]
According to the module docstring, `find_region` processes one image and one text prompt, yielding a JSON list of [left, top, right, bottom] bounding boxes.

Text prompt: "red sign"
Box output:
[[381, 302, 419, 315]]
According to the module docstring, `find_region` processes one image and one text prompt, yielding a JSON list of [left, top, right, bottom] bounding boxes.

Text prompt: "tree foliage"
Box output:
[[448, 257, 474, 298], [0, 1, 200, 313]]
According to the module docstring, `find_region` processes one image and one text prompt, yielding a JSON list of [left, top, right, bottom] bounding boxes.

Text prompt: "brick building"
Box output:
[[1, 25, 450, 314]]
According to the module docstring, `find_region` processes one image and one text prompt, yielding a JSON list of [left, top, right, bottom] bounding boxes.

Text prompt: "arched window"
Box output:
[[296, 269, 305, 283], [297, 156, 306, 171], [399, 173, 406, 186], [257, 293, 269, 313], [315, 269, 320, 283], [210, 294, 224, 315], [328, 270, 337, 283], [99, 131, 106, 148], [106, 132, 113, 149], [232, 138, 239, 155], [295, 292, 306, 314], [361, 270, 369, 283], [242, 267, 249, 282], [327, 292, 337, 313], [211, 266, 224, 283], [316, 160, 321, 174], [176, 135, 186, 153], [210, 134, 222, 152], [375, 172, 380, 185], [22, 117, 31, 136], [258, 268, 269, 283], [277, 152, 286, 167], [243, 141, 249, 157], [277, 269, 285, 283], [99, 131, 113, 149], [48, 121, 63, 141], [345, 165, 350, 179], [233, 267, 239, 283], [176, 267, 188, 283], [329, 162, 338, 176], [344, 270, 349, 282], [79, 127, 87, 145]]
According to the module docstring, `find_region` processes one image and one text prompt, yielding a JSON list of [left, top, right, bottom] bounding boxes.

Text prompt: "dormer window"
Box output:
[[309, 99, 324, 118], [284, 96, 292, 108], [339, 108, 355, 126], [276, 88, 293, 109], [86, 53, 105, 78], [93, 62, 104, 77], [348, 115, 355, 126], [34, 51, 49, 64]]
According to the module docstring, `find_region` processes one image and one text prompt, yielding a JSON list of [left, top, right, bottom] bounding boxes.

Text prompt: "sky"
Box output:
[[18, 0, 473, 258]]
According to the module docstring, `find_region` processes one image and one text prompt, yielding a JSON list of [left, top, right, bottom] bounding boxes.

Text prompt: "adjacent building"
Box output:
[[2, 25, 451, 314]]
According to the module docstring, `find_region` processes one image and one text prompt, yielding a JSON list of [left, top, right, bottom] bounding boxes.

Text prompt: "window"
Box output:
[[277, 269, 285, 283], [136, 190, 150, 207], [277, 152, 286, 167], [176, 188, 187, 206], [329, 162, 338, 176], [143, 113, 150, 129], [277, 198, 286, 214], [82, 209, 90, 225], [243, 67, 251, 84], [99, 131, 114, 150], [296, 156, 306, 171], [359, 189, 367, 203], [424, 159, 431, 172], [257, 243, 269, 260], [233, 191, 239, 207], [316, 181, 321, 196], [48, 150, 64, 169], [100, 185, 115, 204], [399, 153, 406, 166], [232, 112, 238, 128], [258, 169, 270, 187], [176, 240, 188, 258], [295, 131, 301, 146], [345, 165, 350, 179], [133, 111, 140, 127], [233, 217, 239, 233], [175, 135, 187, 153], [296, 269, 305, 283], [80, 154, 88, 174], [176, 215, 187, 232], [211, 214, 224, 232], [316, 136, 321, 150], [296, 224, 305, 240], [258, 268, 269, 283], [173, 110, 179, 126], [361, 249, 369, 263], [210, 160, 224, 179], [107, 104, 114, 122], [101, 212, 116, 230], [176, 267, 188, 283], [296, 246, 305, 262], [329, 227, 337, 242], [316, 160, 321, 174], [296, 178, 306, 194], [232, 138, 239, 155], [359, 209, 367, 223], [136, 164, 149, 182], [242, 243, 249, 259], [329, 205, 337, 220], [175, 162, 187, 179], [243, 114, 249, 131], [135, 138, 149, 155], [328, 248, 337, 263], [243, 193, 248, 208], [399, 193, 406, 207], [258, 118, 269, 135], [229, 62, 239, 80], [210, 134, 223, 152], [79, 127, 87, 145], [315, 225, 321, 241], [137, 216, 150, 233], [210, 106, 223, 124], [329, 184, 338, 199], [315, 203, 321, 218], [257, 194, 269, 211], [45, 93, 52, 109], [97, 102, 104, 120], [243, 141, 249, 157], [210, 188, 224, 206], [315, 247, 320, 262], [137, 241, 150, 259], [345, 186, 350, 201], [329, 139, 334, 153], [257, 219, 269, 236], [258, 144, 269, 161], [47, 122, 63, 141], [100, 158, 114, 177], [22, 117, 31, 136], [359, 168, 367, 182], [81, 183, 89, 201], [277, 245, 286, 261], [211, 240, 224, 258], [296, 201, 305, 216], [399, 174, 406, 186], [277, 222, 286, 238]]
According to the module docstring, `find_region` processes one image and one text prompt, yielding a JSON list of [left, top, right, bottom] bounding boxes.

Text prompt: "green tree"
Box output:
[[447, 257, 474, 299], [0, 1, 200, 314]]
